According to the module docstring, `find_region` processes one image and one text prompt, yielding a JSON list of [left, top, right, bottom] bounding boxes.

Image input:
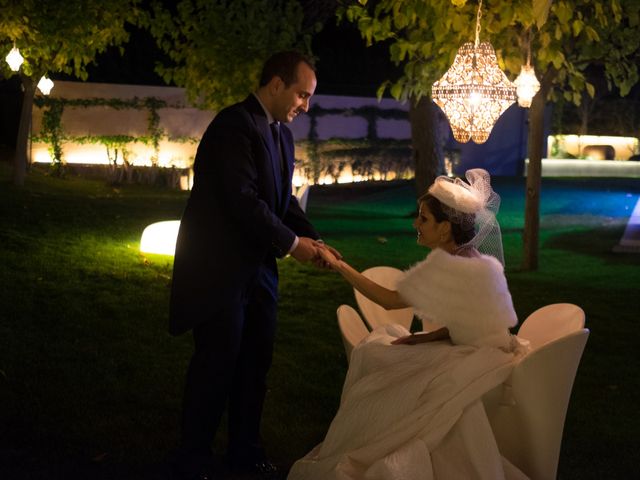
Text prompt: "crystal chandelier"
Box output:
[[432, 0, 516, 144], [5, 44, 24, 71]]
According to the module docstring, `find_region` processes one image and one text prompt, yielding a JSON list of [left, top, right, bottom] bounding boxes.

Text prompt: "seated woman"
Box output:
[[288, 169, 528, 480]]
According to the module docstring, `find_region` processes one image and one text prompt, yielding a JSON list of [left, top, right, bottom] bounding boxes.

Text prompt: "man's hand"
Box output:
[[290, 236, 319, 263]]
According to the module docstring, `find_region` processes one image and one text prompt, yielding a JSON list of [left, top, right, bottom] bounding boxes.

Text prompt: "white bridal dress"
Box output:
[[288, 249, 529, 480]]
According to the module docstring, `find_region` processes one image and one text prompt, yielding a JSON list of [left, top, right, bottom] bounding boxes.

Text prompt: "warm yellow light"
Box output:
[[514, 64, 540, 108], [37, 76, 54, 95], [432, 41, 516, 144], [140, 220, 180, 256], [548, 135, 639, 160], [431, 0, 515, 144], [468, 91, 482, 107], [6, 46, 24, 71], [292, 173, 305, 188]]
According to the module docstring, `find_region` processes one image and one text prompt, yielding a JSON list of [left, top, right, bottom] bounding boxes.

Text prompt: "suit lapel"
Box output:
[[279, 126, 294, 210], [244, 96, 283, 202]]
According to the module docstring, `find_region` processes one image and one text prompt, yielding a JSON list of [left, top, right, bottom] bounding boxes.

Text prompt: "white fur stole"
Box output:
[[397, 248, 517, 348]]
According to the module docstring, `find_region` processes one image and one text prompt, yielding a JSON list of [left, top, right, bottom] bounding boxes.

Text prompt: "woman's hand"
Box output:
[[391, 334, 424, 345], [391, 328, 450, 345], [316, 244, 342, 269]]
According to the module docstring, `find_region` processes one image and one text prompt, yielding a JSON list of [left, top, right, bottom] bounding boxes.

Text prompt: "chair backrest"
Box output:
[[295, 184, 310, 212], [484, 328, 590, 480], [353, 266, 415, 330], [518, 303, 585, 350], [336, 305, 369, 363]]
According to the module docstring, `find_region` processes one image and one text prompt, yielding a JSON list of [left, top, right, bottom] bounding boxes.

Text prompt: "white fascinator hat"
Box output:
[[428, 168, 504, 265]]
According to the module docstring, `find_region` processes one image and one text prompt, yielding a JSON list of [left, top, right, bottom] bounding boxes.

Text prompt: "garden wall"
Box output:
[[30, 80, 536, 187]]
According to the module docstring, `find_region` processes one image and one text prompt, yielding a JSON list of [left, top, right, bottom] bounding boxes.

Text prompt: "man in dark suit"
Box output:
[[169, 51, 339, 479]]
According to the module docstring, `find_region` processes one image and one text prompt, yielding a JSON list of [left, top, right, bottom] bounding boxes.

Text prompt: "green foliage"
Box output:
[[1, 164, 639, 477], [339, 0, 640, 106], [0, 0, 144, 80], [147, 0, 312, 110], [339, 0, 516, 102], [31, 96, 183, 167], [39, 100, 64, 167], [297, 138, 413, 183], [33, 96, 168, 111], [1, 0, 146, 185], [143, 97, 165, 165]]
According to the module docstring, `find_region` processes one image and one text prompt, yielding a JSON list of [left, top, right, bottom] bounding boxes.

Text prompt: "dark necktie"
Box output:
[[270, 121, 284, 171]]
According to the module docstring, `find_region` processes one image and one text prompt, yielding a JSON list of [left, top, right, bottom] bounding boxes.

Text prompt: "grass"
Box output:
[[1, 162, 639, 479]]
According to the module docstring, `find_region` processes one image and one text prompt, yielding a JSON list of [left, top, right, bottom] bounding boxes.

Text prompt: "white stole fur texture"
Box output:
[[397, 248, 517, 348]]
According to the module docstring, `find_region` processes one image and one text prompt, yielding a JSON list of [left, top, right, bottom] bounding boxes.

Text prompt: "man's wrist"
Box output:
[[287, 235, 300, 254]]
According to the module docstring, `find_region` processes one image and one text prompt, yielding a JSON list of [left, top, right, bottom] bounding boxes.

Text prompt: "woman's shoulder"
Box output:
[[403, 248, 502, 279]]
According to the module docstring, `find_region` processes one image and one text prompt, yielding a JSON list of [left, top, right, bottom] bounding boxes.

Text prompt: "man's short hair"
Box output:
[[259, 51, 316, 88]]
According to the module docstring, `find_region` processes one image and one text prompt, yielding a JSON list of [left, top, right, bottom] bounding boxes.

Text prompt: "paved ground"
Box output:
[[614, 196, 640, 252]]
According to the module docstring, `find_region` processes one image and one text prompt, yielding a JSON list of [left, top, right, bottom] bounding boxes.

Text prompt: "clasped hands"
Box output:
[[291, 236, 342, 269]]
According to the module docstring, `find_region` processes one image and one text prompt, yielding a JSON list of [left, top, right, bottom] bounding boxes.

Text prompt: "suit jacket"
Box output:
[[169, 95, 319, 335]]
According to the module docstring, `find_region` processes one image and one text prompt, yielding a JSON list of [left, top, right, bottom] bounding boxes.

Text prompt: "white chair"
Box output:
[[353, 266, 415, 331], [483, 305, 589, 480], [353, 266, 440, 332], [336, 305, 369, 363], [294, 184, 310, 212], [518, 303, 586, 350]]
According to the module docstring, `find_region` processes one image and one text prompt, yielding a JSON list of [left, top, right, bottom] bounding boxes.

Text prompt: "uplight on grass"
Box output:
[[140, 220, 180, 256]]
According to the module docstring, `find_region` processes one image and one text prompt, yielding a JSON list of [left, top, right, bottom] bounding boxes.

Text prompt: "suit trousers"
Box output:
[[180, 261, 278, 466]]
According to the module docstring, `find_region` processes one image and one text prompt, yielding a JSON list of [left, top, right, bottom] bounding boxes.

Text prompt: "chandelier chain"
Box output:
[[474, 0, 483, 47]]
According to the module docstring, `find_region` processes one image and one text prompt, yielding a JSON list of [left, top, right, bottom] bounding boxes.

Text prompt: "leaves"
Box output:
[[337, 0, 639, 107], [533, 0, 553, 28], [0, 0, 142, 80], [148, 0, 308, 110], [554, 1, 573, 24]]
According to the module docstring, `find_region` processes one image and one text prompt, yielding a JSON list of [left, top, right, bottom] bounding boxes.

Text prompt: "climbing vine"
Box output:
[[32, 96, 179, 168], [38, 99, 65, 174], [32, 95, 414, 185]]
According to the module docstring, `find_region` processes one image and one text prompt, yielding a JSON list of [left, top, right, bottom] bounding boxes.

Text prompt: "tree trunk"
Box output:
[[13, 75, 36, 186], [578, 99, 588, 135], [409, 95, 441, 199], [522, 73, 554, 271]]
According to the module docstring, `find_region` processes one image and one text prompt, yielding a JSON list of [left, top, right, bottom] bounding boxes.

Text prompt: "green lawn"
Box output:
[[1, 162, 639, 479]]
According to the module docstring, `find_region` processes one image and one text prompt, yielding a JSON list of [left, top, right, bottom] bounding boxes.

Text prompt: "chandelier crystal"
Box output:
[[431, 0, 516, 144], [6, 45, 24, 71]]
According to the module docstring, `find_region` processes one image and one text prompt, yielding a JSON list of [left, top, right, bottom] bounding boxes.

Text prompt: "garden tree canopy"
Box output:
[[147, 0, 315, 111], [340, 0, 640, 270], [0, 0, 145, 186]]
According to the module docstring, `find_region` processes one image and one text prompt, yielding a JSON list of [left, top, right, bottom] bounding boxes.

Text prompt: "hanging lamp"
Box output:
[[37, 76, 54, 95], [432, 0, 516, 144], [514, 31, 540, 108], [6, 44, 24, 71]]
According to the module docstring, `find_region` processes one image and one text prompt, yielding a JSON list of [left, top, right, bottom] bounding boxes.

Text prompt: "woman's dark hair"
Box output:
[[419, 193, 476, 245], [259, 51, 316, 87]]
